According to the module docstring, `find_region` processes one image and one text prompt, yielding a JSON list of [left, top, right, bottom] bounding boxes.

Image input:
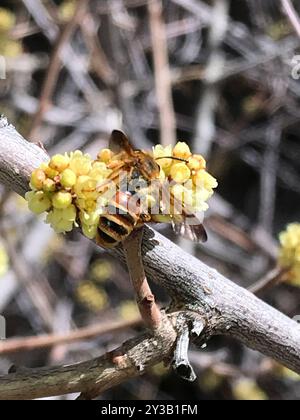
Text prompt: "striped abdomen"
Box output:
[[96, 192, 140, 248]]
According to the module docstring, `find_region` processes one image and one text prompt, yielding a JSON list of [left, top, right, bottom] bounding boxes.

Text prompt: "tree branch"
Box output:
[[0, 318, 141, 355], [0, 313, 177, 400], [0, 116, 299, 400]]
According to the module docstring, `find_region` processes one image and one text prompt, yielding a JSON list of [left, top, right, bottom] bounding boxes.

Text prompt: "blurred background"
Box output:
[[0, 0, 299, 400]]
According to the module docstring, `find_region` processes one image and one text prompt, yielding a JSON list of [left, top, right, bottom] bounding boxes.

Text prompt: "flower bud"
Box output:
[[26, 191, 52, 214], [170, 163, 191, 183], [44, 166, 59, 180], [279, 223, 300, 286], [63, 204, 77, 222], [60, 169, 77, 188], [82, 223, 98, 239], [192, 170, 218, 190], [30, 169, 46, 190], [173, 142, 192, 160], [193, 154, 206, 169], [43, 178, 56, 192], [52, 191, 72, 209], [97, 149, 113, 163], [49, 154, 70, 172], [188, 156, 206, 171], [69, 151, 92, 176], [153, 145, 173, 170]]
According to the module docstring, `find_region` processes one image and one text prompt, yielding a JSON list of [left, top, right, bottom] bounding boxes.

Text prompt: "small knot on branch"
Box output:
[[139, 293, 161, 329], [171, 314, 206, 382]]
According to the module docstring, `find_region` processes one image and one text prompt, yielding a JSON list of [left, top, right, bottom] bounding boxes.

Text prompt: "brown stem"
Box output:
[[0, 318, 141, 355], [0, 313, 177, 400], [123, 228, 162, 329], [28, 0, 90, 141], [248, 266, 290, 296], [148, 0, 177, 147], [80, 14, 116, 86]]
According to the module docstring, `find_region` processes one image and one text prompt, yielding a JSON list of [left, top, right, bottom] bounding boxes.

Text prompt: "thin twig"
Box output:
[[258, 117, 282, 234], [249, 266, 290, 296], [123, 228, 162, 329], [0, 226, 55, 331], [281, 0, 300, 38], [148, 0, 177, 147], [80, 14, 117, 87], [0, 313, 177, 400], [28, 0, 89, 141], [0, 317, 141, 355], [193, 0, 229, 156]]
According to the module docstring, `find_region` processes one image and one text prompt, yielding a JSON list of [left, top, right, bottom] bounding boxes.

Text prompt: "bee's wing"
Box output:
[[172, 218, 208, 243], [109, 130, 135, 155], [161, 182, 208, 243]]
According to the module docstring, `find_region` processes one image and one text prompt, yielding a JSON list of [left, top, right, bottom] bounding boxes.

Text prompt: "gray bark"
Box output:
[[0, 115, 299, 399]]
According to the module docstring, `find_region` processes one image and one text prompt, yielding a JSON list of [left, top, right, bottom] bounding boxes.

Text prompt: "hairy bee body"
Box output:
[[95, 130, 207, 248], [96, 191, 140, 248], [96, 186, 154, 248]]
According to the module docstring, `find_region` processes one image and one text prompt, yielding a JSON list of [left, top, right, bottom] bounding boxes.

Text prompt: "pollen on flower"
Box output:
[[278, 223, 300, 286]]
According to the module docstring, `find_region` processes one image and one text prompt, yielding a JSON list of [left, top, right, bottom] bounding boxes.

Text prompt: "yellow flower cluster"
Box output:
[[232, 378, 268, 401], [26, 151, 112, 239], [279, 223, 300, 286], [0, 244, 9, 278], [152, 142, 217, 214], [118, 300, 139, 321], [0, 8, 21, 57], [58, 0, 76, 21], [26, 141, 218, 241], [76, 280, 108, 312]]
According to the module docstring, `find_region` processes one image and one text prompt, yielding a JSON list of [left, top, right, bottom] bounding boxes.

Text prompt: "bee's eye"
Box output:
[[131, 169, 140, 179]]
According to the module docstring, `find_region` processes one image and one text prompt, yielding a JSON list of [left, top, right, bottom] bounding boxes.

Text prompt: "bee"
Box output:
[[96, 130, 207, 248]]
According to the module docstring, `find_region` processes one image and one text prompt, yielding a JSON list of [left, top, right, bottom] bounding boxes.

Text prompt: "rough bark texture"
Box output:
[[0, 117, 49, 197], [0, 116, 299, 399], [0, 314, 177, 400]]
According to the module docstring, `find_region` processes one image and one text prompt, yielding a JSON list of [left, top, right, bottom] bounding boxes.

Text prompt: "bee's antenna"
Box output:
[[156, 157, 189, 164]]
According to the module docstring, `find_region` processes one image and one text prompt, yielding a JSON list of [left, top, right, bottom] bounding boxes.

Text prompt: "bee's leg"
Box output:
[[123, 227, 162, 329]]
